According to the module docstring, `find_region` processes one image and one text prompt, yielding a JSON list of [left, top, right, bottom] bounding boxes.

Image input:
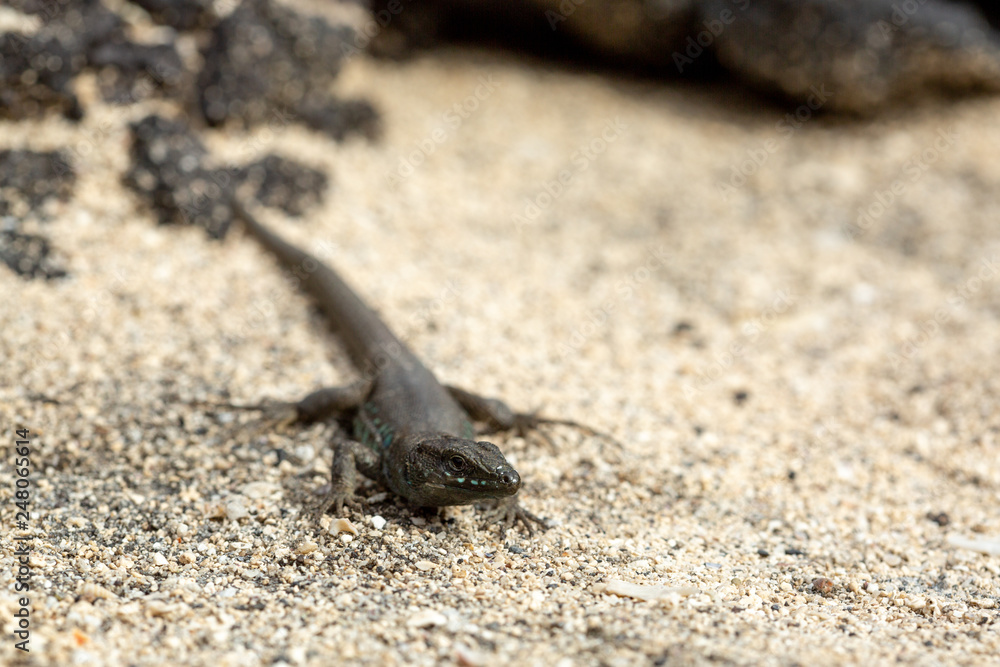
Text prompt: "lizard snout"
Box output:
[[499, 467, 521, 492]]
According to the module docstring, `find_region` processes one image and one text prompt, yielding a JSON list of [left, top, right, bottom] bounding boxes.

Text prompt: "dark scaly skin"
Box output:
[[230, 200, 544, 533]]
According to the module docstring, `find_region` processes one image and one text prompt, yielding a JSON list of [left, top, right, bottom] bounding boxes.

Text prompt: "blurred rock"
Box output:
[[123, 115, 330, 238], [123, 115, 234, 238], [0, 149, 75, 280], [705, 0, 1000, 112], [370, 0, 1000, 111], [0, 0, 187, 117], [127, 0, 216, 31], [0, 149, 75, 218], [197, 0, 379, 139]]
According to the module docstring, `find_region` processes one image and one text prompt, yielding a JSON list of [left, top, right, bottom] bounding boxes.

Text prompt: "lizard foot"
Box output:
[[224, 399, 300, 429], [480, 497, 548, 538], [307, 484, 365, 525]]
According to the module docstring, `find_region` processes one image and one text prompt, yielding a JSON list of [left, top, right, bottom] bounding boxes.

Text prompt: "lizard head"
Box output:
[[397, 434, 522, 506]]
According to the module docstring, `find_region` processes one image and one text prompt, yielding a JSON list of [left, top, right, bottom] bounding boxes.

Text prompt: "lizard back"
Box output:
[[235, 206, 474, 443]]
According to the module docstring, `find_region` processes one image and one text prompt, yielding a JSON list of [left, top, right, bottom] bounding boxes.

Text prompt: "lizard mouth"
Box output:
[[428, 479, 518, 494], [428, 461, 522, 495], [425, 472, 521, 497]]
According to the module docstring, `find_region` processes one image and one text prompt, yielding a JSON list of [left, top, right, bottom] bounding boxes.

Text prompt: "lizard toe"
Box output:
[[480, 498, 547, 538], [307, 487, 364, 524]]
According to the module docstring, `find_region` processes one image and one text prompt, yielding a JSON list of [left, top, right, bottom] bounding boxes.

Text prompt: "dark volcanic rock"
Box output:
[[0, 0, 116, 123], [0, 0, 187, 116], [704, 0, 1000, 112], [126, 0, 217, 31], [9, 0, 123, 48], [124, 115, 330, 238], [371, 0, 1000, 111], [0, 150, 76, 218], [89, 40, 186, 104], [197, 0, 379, 139], [0, 149, 75, 280], [0, 228, 68, 280], [236, 155, 329, 218], [0, 31, 84, 120], [123, 115, 234, 238]]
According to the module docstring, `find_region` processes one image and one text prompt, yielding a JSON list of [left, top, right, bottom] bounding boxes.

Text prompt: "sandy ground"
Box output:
[[3, 42, 1000, 666]]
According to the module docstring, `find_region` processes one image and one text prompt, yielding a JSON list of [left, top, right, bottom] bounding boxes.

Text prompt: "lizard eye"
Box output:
[[448, 455, 467, 472]]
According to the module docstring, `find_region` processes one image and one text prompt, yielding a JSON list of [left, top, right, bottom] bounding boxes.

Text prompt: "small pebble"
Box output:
[[329, 518, 358, 536], [812, 578, 834, 595], [407, 610, 447, 628]]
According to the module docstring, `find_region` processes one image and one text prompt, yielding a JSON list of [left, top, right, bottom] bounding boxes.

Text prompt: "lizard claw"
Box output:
[[220, 399, 299, 430], [481, 498, 548, 538], [513, 411, 558, 451], [307, 485, 365, 524]]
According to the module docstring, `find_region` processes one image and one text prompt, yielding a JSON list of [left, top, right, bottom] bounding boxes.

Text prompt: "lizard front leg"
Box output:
[[197, 379, 373, 426], [222, 379, 379, 522], [310, 431, 382, 520], [278, 378, 374, 423], [442, 386, 553, 535]]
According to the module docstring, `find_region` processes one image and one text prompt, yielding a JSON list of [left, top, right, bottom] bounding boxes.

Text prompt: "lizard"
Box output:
[[226, 199, 570, 534]]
